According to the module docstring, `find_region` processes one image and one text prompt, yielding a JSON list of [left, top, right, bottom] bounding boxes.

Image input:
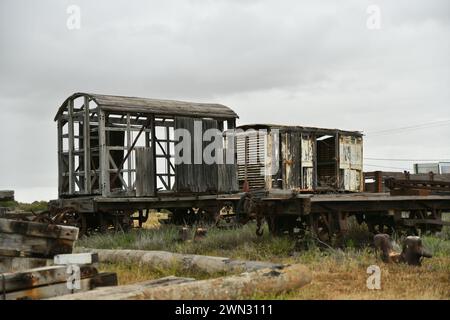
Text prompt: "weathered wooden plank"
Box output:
[[202, 119, 219, 192], [5, 272, 117, 300], [68, 98, 75, 194], [0, 257, 51, 273], [0, 218, 79, 241], [51, 276, 195, 300], [53, 264, 311, 300], [77, 248, 282, 274], [1, 265, 98, 293], [175, 117, 194, 192], [99, 110, 110, 196], [83, 95, 92, 194], [0, 233, 74, 259], [135, 147, 155, 197]]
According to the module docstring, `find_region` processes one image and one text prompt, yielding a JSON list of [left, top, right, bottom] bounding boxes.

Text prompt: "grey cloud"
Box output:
[[0, 0, 449, 201]]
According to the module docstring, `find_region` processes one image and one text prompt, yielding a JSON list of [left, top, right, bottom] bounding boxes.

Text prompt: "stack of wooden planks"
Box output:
[[0, 219, 118, 299], [0, 190, 14, 202], [0, 218, 79, 273]]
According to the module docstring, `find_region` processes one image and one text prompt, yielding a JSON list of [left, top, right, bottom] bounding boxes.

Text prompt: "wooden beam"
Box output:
[[5, 272, 117, 300], [84, 96, 92, 194], [126, 113, 132, 191], [0, 218, 79, 241], [57, 120, 64, 196], [52, 264, 311, 300], [1, 265, 98, 293], [51, 276, 194, 300], [78, 248, 282, 274], [68, 99, 75, 194], [98, 110, 110, 196]]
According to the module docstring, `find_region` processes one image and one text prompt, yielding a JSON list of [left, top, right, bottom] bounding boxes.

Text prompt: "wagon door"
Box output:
[[135, 147, 155, 196], [301, 134, 314, 190], [174, 117, 220, 193]]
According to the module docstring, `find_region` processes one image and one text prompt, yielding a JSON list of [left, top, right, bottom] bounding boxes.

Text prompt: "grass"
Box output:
[[77, 214, 450, 300]]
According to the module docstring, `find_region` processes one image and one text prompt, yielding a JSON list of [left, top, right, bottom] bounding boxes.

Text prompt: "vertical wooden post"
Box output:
[[68, 99, 75, 194], [57, 119, 64, 196], [126, 113, 132, 192], [99, 110, 110, 196], [83, 96, 91, 194], [151, 115, 157, 194], [375, 171, 383, 193], [312, 134, 318, 190], [166, 124, 171, 189], [335, 131, 340, 190]]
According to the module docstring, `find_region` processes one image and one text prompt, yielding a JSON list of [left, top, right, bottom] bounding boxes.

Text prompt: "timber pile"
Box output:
[[1, 253, 118, 300], [0, 218, 78, 270], [0, 190, 14, 202], [0, 219, 118, 299], [0, 191, 14, 217], [51, 263, 311, 300], [77, 248, 283, 274]]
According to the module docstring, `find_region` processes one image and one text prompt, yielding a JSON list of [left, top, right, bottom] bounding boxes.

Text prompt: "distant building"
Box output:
[[414, 162, 450, 174]]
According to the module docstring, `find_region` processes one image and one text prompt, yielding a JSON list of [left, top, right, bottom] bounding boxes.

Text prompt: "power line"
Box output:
[[364, 157, 450, 162], [364, 163, 411, 171], [365, 119, 450, 136]]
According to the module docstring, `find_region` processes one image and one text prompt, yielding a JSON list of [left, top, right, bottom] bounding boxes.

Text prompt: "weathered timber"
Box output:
[[4, 272, 117, 300], [0, 233, 75, 259], [1, 265, 98, 293], [50, 276, 195, 300], [0, 257, 51, 273], [0, 190, 14, 201], [77, 248, 282, 274], [0, 218, 79, 241], [51, 264, 311, 300]]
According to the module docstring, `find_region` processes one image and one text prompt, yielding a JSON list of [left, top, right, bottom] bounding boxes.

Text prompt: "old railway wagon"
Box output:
[[46, 92, 450, 241], [223, 125, 450, 241], [236, 124, 363, 193], [47, 93, 238, 234]]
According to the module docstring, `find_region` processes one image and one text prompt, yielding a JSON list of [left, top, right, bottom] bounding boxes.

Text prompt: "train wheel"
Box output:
[[310, 213, 332, 244], [268, 215, 298, 236], [54, 211, 87, 237], [31, 211, 54, 224]]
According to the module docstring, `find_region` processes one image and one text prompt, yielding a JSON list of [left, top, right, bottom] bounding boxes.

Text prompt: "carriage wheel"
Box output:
[[31, 211, 54, 224], [311, 213, 332, 243], [54, 211, 87, 237]]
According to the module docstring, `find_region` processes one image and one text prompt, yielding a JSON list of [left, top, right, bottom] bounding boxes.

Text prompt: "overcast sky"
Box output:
[[0, 0, 449, 202]]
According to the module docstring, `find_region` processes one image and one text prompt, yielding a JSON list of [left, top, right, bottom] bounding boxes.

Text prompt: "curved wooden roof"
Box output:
[[55, 92, 238, 121]]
